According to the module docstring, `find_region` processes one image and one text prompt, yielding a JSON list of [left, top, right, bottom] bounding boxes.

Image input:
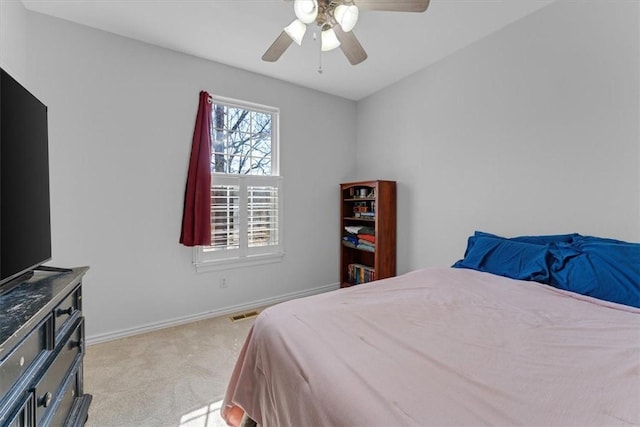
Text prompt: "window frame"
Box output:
[[193, 95, 283, 273]]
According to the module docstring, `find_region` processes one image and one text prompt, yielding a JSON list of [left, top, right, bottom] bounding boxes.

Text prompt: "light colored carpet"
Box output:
[[83, 312, 257, 427]]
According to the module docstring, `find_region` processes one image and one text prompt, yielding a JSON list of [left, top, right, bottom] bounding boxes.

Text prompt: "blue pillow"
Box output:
[[453, 236, 551, 283], [463, 231, 579, 258], [474, 230, 579, 245], [455, 232, 640, 308], [549, 238, 640, 308], [571, 235, 629, 245]]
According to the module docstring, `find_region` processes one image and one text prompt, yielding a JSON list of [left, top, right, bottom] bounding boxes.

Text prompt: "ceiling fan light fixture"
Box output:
[[321, 28, 340, 51], [293, 0, 319, 24], [284, 19, 307, 45], [334, 4, 359, 32]]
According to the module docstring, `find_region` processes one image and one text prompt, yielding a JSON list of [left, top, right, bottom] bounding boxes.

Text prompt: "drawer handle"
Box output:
[[56, 306, 75, 317], [39, 391, 53, 408], [71, 338, 84, 349]]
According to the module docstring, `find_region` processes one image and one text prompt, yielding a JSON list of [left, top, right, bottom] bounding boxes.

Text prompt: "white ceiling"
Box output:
[[21, 0, 555, 100]]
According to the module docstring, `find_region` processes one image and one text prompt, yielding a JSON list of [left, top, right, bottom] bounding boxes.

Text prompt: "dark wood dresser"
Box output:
[[0, 267, 92, 426]]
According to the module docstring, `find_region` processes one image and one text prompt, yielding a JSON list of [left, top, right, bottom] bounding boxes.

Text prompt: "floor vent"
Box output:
[[230, 311, 259, 322]]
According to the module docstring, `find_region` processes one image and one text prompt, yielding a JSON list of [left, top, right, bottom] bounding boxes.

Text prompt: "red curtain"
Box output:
[[180, 91, 212, 246]]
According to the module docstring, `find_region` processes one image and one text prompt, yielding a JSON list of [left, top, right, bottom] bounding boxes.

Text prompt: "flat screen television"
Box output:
[[0, 68, 52, 296]]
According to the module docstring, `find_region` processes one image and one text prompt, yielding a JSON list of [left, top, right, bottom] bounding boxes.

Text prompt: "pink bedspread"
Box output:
[[222, 267, 640, 426]]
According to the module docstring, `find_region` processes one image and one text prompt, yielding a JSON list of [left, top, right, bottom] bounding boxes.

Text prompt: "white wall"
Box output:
[[0, 0, 28, 81], [24, 12, 356, 340], [356, 0, 640, 273]]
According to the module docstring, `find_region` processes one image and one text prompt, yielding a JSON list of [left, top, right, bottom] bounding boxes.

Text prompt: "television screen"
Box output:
[[0, 68, 52, 295]]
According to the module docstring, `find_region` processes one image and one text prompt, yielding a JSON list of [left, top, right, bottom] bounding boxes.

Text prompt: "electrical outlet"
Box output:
[[220, 277, 228, 288]]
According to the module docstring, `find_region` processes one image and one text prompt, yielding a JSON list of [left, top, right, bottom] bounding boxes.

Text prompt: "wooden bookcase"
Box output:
[[340, 180, 396, 287]]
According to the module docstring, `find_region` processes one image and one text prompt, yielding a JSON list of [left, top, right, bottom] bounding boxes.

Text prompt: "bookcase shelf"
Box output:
[[340, 180, 396, 287]]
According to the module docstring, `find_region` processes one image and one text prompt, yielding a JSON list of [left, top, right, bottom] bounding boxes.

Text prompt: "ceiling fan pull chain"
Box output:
[[316, 31, 323, 74]]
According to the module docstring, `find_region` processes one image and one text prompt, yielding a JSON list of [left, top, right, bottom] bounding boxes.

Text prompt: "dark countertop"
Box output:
[[0, 267, 89, 360]]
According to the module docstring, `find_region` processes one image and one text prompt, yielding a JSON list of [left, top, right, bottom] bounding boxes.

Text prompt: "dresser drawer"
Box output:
[[5, 393, 34, 427], [49, 368, 80, 427], [34, 319, 83, 425], [0, 315, 52, 398], [53, 285, 81, 342]]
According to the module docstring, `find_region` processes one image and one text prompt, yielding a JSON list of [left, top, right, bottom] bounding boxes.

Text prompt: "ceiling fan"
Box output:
[[262, 0, 431, 66]]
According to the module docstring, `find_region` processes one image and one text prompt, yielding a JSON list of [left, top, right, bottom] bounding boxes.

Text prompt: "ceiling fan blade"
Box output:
[[262, 31, 294, 62], [355, 0, 430, 12], [333, 26, 368, 65]]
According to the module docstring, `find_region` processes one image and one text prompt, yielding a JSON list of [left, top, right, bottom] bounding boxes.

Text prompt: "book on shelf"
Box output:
[[348, 263, 376, 285]]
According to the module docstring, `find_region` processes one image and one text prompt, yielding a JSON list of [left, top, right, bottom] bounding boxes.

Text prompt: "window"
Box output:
[[194, 95, 282, 272]]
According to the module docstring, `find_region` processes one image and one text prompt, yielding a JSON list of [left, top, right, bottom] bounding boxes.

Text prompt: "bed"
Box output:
[[221, 233, 640, 426]]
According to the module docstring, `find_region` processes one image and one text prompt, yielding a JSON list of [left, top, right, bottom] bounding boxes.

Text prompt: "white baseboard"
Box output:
[[86, 282, 340, 346]]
